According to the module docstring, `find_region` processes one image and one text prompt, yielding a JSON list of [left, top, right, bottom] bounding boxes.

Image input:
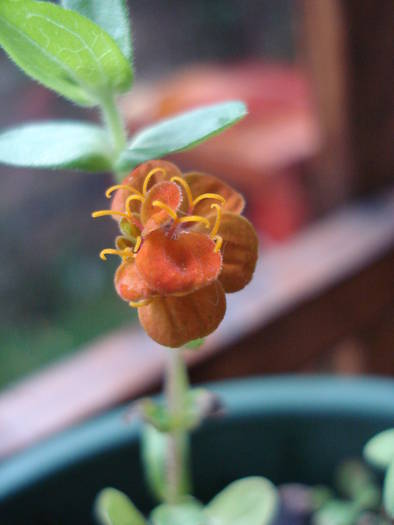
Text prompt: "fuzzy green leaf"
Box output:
[[150, 498, 205, 525], [364, 429, 394, 469], [116, 101, 247, 170], [0, 122, 112, 171], [0, 0, 132, 107], [94, 488, 147, 525], [383, 460, 394, 518], [61, 0, 132, 61], [205, 477, 278, 525]]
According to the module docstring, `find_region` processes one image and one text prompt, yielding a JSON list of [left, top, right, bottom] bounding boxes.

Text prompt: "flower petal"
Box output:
[[141, 181, 182, 236], [115, 260, 156, 302], [183, 172, 245, 216], [111, 160, 182, 219], [138, 281, 226, 347], [136, 229, 222, 295], [196, 212, 258, 293], [218, 212, 258, 292]]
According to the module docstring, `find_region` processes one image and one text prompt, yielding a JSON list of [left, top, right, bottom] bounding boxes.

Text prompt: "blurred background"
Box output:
[[0, 0, 393, 456]]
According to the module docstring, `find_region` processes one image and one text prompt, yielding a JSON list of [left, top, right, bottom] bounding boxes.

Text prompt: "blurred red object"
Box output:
[[122, 62, 320, 241]]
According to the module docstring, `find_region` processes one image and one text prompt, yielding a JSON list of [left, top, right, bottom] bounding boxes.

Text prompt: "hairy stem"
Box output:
[[165, 348, 191, 503], [100, 94, 127, 182]]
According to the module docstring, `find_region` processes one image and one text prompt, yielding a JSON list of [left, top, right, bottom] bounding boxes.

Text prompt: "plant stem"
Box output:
[[165, 348, 191, 503], [100, 94, 127, 182]]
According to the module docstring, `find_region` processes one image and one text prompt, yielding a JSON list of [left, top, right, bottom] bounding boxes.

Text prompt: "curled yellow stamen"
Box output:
[[126, 194, 145, 215], [193, 193, 226, 207], [170, 176, 193, 210], [152, 200, 178, 221], [178, 215, 210, 228], [213, 235, 223, 253], [133, 235, 142, 253], [210, 203, 222, 238], [129, 298, 152, 308], [105, 184, 143, 199], [92, 210, 130, 220], [143, 167, 167, 195], [99, 248, 134, 261]]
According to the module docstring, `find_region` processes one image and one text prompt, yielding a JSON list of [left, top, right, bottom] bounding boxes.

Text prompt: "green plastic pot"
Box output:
[[0, 376, 393, 524]]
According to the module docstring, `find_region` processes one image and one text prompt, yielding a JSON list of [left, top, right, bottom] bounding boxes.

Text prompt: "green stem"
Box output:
[[165, 348, 191, 503], [100, 94, 127, 182]]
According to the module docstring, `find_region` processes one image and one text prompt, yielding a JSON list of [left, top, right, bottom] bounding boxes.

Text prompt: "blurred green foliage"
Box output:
[[0, 250, 135, 389]]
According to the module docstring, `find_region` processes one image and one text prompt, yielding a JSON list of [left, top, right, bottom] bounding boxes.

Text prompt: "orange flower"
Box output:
[[92, 160, 258, 347]]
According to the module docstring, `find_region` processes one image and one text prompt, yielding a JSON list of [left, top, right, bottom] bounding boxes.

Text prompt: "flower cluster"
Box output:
[[92, 160, 258, 347]]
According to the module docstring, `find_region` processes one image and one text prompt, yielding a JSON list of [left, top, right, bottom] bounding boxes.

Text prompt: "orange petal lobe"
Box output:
[[138, 281, 226, 347], [183, 172, 245, 216], [115, 260, 156, 302], [195, 211, 258, 293], [217, 212, 258, 293], [141, 181, 182, 236], [136, 229, 222, 295], [111, 160, 182, 219]]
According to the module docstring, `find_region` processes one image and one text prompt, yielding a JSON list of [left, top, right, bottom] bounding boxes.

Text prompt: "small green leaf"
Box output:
[[116, 101, 247, 171], [364, 429, 394, 469], [313, 500, 360, 525], [383, 460, 394, 518], [150, 498, 205, 525], [0, 122, 112, 171], [141, 424, 168, 502], [141, 424, 191, 503], [185, 338, 205, 349], [0, 0, 132, 107], [61, 0, 133, 61], [94, 487, 147, 525], [335, 460, 380, 510], [205, 476, 278, 525]]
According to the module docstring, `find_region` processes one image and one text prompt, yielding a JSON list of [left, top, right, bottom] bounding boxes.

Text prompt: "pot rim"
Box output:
[[0, 375, 393, 501]]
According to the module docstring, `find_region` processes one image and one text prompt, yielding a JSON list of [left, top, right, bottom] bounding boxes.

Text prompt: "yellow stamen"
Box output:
[[170, 176, 193, 210], [92, 210, 130, 220], [210, 203, 222, 238], [142, 167, 167, 195], [213, 235, 223, 253], [178, 215, 210, 228], [129, 298, 152, 308], [133, 235, 142, 253], [105, 184, 143, 199], [99, 248, 134, 261], [126, 194, 145, 215], [193, 193, 226, 207], [152, 200, 178, 221]]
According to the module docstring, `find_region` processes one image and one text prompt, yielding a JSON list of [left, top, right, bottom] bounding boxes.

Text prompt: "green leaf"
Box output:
[[205, 476, 278, 525], [141, 424, 191, 503], [364, 429, 394, 469], [0, 0, 132, 107], [383, 460, 394, 518], [185, 338, 205, 349], [335, 460, 380, 510], [313, 500, 360, 525], [141, 424, 168, 503], [138, 389, 221, 433], [150, 498, 205, 525], [61, 0, 132, 61], [0, 122, 112, 171], [94, 488, 147, 525], [116, 101, 247, 170]]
